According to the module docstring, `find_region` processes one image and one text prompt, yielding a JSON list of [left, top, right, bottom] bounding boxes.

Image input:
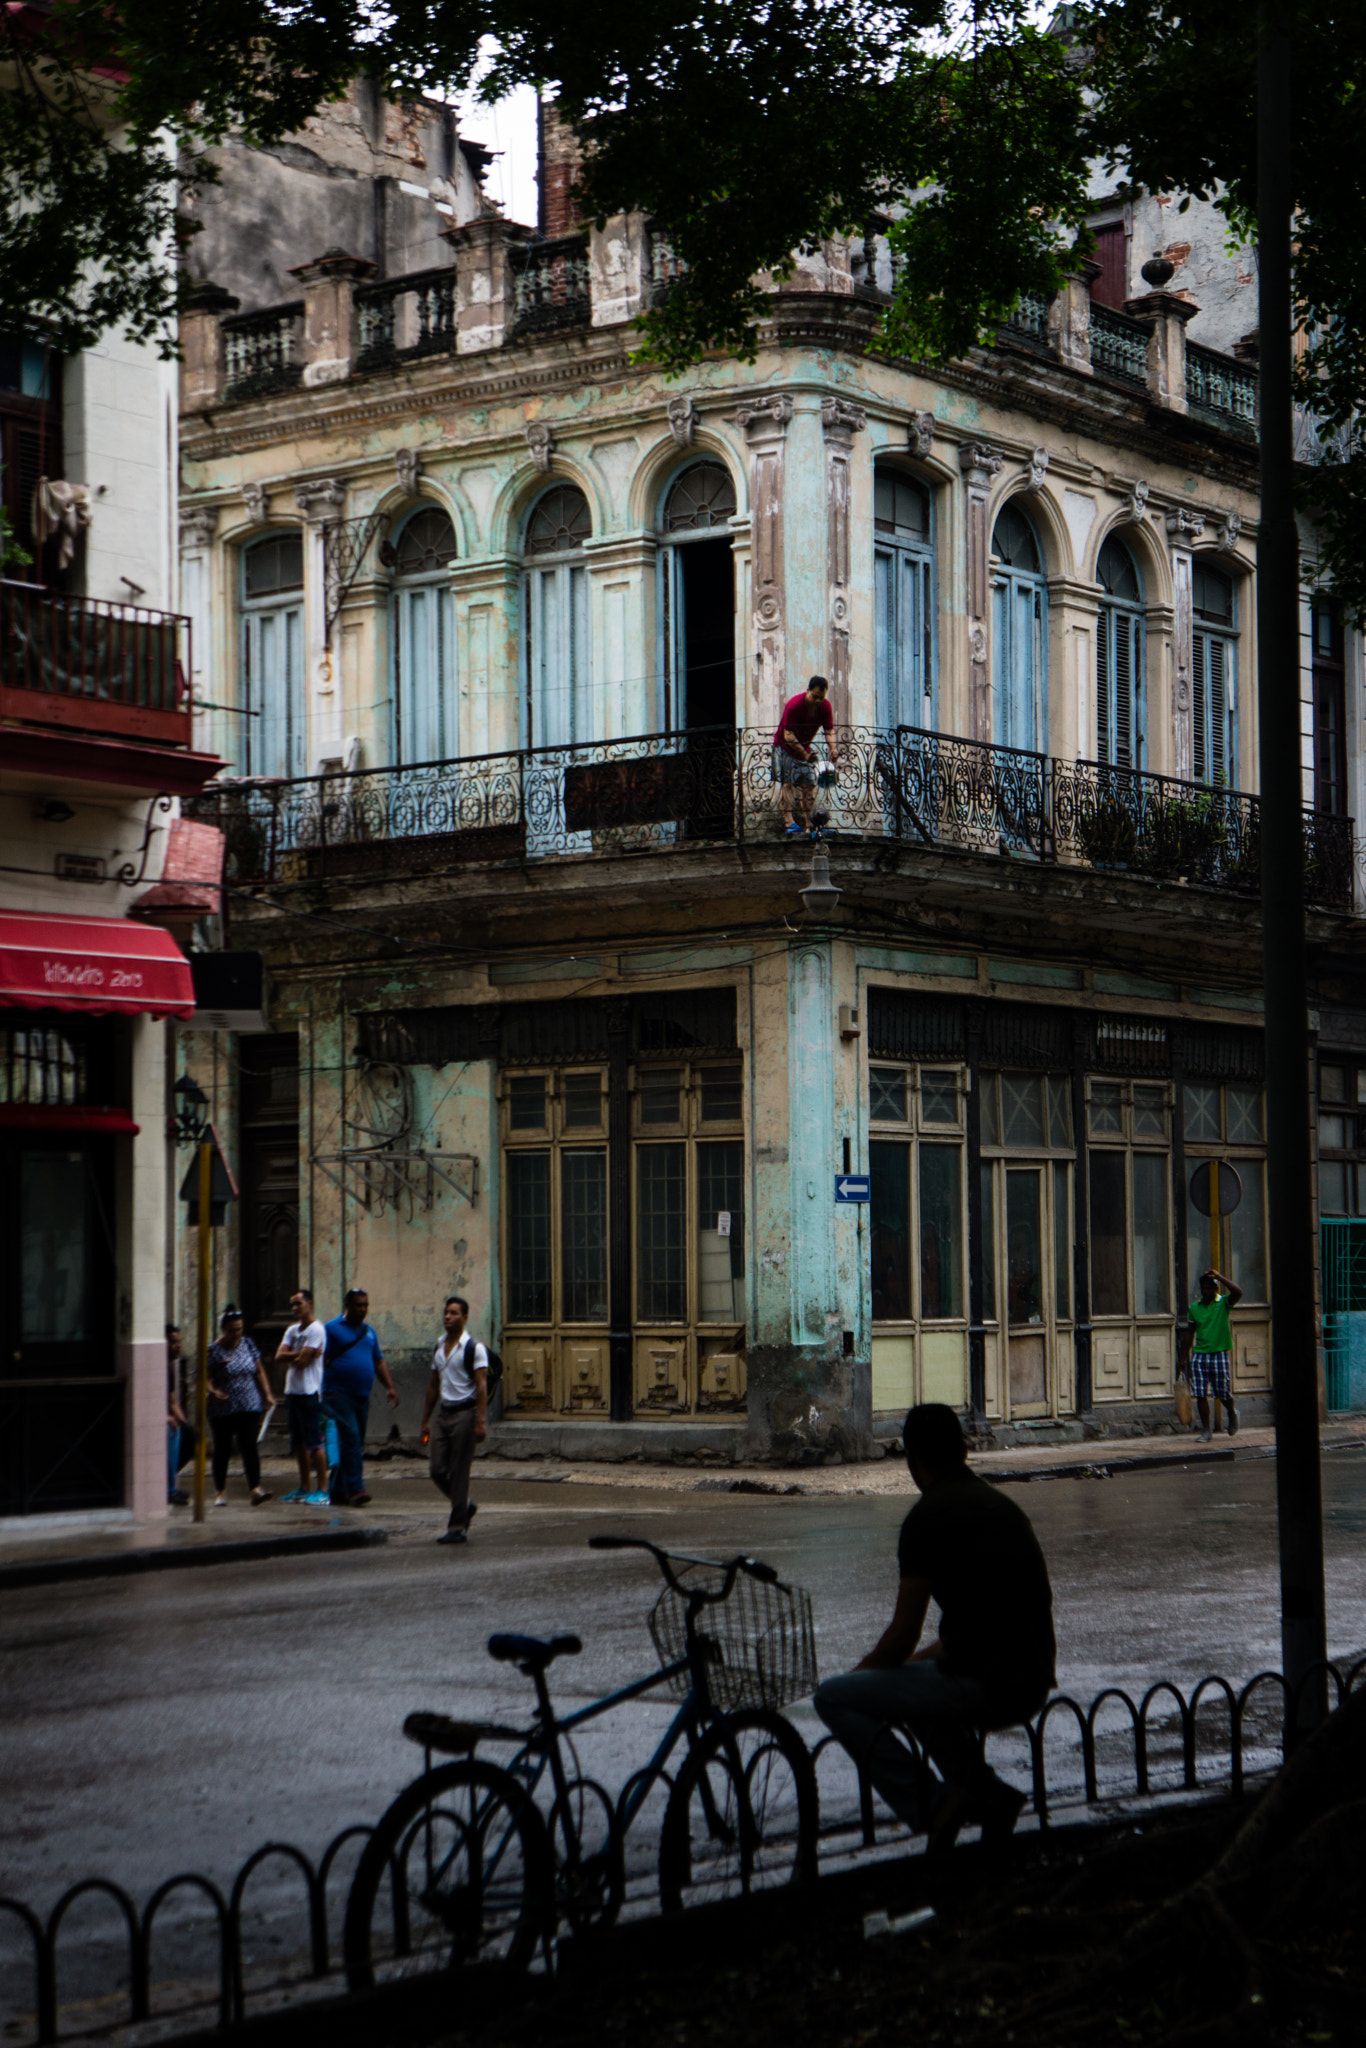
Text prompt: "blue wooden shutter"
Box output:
[[243, 601, 304, 778], [394, 583, 457, 764], [528, 562, 592, 749]]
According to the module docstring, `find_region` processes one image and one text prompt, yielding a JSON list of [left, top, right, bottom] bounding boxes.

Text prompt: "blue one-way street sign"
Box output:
[[835, 1174, 870, 1202]]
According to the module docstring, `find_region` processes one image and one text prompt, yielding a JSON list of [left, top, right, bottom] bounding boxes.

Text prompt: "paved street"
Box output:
[[3, 1445, 1365, 1915]]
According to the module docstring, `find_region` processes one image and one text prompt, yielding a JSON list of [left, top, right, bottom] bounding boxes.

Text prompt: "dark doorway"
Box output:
[[1313, 599, 1347, 816], [679, 539, 736, 732], [1089, 222, 1128, 309], [238, 1035, 300, 1355]]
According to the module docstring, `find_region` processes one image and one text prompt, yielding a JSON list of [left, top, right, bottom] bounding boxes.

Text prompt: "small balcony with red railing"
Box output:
[[1, 580, 219, 792]]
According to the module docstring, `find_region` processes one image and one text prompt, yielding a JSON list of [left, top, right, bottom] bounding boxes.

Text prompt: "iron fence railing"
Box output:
[[2, 1659, 1360, 2044], [1001, 290, 1049, 348], [221, 303, 304, 401], [1186, 341, 1258, 431], [185, 724, 1358, 912], [510, 235, 592, 336], [1, 582, 191, 745], [355, 268, 457, 367], [1089, 301, 1151, 387]]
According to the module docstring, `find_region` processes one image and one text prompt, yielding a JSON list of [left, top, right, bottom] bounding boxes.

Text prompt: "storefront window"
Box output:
[[507, 1152, 552, 1320], [1053, 1160, 1071, 1319], [981, 1162, 997, 1320], [637, 1144, 687, 1321], [1187, 1164, 1268, 1303], [919, 1145, 961, 1318], [697, 1141, 745, 1321], [1089, 1150, 1129, 1315], [20, 1152, 88, 1344], [1005, 1170, 1043, 1323], [1133, 1153, 1170, 1314], [561, 1150, 608, 1321], [870, 1141, 910, 1321]]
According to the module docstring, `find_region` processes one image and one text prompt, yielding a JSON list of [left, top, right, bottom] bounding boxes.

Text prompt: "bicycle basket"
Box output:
[[648, 1562, 819, 1714]]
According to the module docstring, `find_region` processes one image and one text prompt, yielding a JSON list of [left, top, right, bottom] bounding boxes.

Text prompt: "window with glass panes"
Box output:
[[634, 1061, 745, 1330], [502, 1068, 609, 1329], [868, 1063, 966, 1323], [1317, 1058, 1366, 1217], [978, 1071, 1074, 1333], [1085, 1079, 1173, 1318], [1183, 1080, 1268, 1300]]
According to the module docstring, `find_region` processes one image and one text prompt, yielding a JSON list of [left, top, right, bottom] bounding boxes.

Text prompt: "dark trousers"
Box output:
[[211, 1413, 261, 1493], [324, 1387, 369, 1500], [429, 1401, 477, 1527]]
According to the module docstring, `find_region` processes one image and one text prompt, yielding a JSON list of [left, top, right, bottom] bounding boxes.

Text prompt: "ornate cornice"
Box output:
[[820, 396, 867, 439], [296, 475, 347, 520], [735, 392, 794, 437]]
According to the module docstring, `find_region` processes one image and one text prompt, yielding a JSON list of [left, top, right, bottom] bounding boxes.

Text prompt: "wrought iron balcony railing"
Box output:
[[510, 235, 592, 337], [186, 723, 1357, 912], [355, 267, 457, 368], [1089, 302, 1151, 388], [1186, 341, 1258, 432], [1, 581, 192, 748]]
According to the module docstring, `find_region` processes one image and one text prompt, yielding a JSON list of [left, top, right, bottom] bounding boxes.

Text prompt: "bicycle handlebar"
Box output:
[[587, 1531, 780, 1597]]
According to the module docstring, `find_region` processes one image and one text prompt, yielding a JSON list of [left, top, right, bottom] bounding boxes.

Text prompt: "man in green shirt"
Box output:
[[1178, 1266, 1243, 1442]]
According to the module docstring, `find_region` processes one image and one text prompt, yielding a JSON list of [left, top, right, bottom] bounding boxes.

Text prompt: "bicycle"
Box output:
[[343, 1533, 820, 1985]]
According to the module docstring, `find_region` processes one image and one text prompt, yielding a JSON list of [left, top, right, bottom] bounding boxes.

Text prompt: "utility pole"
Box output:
[[193, 1139, 212, 1523], [1257, 6, 1328, 1725]]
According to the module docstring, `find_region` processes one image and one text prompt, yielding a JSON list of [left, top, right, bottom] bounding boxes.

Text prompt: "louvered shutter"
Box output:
[[874, 547, 894, 727], [243, 602, 304, 779], [922, 558, 933, 715], [1096, 608, 1111, 762], [1113, 610, 1133, 767], [395, 583, 458, 764], [991, 575, 1011, 747], [1209, 635, 1227, 784], [1192, 629, 1208, 782], [528, 562, 592, 749]]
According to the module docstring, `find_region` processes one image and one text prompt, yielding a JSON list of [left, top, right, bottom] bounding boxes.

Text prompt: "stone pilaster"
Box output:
[[821, 397, 867, 726], [289, 249, 376, 388], [179, 283, 238, 413], [1126, 291, 1199, 413], [444, 217, 531, 354], [736, 393, 794, 727], [959, 441, 1005, 743], [1166, 506, 1207, 779]]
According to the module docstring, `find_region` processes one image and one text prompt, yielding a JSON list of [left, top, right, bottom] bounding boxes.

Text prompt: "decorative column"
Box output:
[[445, 217, 530, 354], [959, 442, 1005, 743], [821, 397, 867, 727], [289, 250, 376, 388], [1045, 263, 1099, 375], [1126, 290, 1199, 413], [178, 503, 219, 758], [295, 476, 347, 766], [179, 283, 238, 413], [1166, 506, 1207, 780], [736, 393, 794, 727]]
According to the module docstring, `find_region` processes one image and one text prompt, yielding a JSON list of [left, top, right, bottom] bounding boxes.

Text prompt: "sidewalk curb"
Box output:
[[0, 1525, 388, 1591], [980, 1448, 1236, 1484]]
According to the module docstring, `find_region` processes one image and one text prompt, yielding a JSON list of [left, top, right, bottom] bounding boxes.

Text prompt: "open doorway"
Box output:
[[663, 464, 737, 838]]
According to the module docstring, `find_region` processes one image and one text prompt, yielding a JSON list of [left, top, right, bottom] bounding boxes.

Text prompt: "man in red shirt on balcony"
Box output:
[[774, 674, 837, 838]]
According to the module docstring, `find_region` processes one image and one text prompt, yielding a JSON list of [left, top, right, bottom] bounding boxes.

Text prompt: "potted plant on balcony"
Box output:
[[1077, 793, 1138, 869]]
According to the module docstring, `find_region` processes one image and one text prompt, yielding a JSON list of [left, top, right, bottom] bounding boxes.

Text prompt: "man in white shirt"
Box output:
[[420, 1295, 488, 1547], [275, 1287, 330, 1504]]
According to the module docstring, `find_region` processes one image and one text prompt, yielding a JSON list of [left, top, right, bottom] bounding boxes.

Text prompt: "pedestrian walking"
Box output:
[[773, 674, 838, 838], [322, 1287, 399, 1506], [1178, 1266, 1243, 1441], [814, 1402, 1055, 1851], [206, 1307, 274, 1506], [275, 1288, 330, 1504], [167, 1323, 188, 1507], [420, 1296, 488, 1546]]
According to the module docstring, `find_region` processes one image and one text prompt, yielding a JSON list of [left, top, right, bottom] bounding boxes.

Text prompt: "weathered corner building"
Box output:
[[173, 114, 1366, 1458]]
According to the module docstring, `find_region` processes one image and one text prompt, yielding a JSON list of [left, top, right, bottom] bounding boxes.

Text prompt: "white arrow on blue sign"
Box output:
[[834, 1175, 870, 1202]]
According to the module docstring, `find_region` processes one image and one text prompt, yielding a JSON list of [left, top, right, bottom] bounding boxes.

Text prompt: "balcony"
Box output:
[[1, 582, 193, 749], [185, 724, 1357, 913]]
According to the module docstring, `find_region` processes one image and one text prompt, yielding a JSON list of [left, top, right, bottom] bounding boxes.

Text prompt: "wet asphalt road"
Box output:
[[2, 1449, 1365, 1913]]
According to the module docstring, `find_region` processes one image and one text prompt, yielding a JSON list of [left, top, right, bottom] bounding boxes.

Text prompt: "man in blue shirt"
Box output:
[[323, 1287, 400, 1505]]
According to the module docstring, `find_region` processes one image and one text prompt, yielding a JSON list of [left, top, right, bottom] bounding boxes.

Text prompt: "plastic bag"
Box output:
[[1175, 1371, 1194, 1428]]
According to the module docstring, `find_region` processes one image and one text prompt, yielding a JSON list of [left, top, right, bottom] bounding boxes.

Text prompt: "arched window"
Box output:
[[1192, 560, 1237, 786], [874, 466, 934, 728], [1095, 535, 1145, 769], [523, 485, 592, 748], [661, 462, 737, 733], [991, 503, 1047, 754], [390, 505, 458, 765], [240, 531, 304, 778]]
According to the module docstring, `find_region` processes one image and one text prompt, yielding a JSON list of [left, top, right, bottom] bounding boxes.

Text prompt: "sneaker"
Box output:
[[784, 821, 805, 838], [436, 1527, 467, 1546], [1227, 1408, 1239, 1438], [250, 1488, 273, 1506], [306, 1491, 331, 1506], [214, 1495, 229, 1508], [279, 1489, 305, 1504], [168, 1489, 189, 1506], [347, 1491, 372, 1507], [1200, 1424, 1213, 1443], [464, 1501, 478, 1529]]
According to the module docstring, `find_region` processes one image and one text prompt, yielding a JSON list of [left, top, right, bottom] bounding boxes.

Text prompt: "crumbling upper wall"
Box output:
[[186, 80, 494, 314], [538, 99, 582, 239]]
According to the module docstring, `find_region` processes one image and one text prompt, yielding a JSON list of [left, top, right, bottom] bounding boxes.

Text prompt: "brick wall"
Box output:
[[538, 99, 582, 239]]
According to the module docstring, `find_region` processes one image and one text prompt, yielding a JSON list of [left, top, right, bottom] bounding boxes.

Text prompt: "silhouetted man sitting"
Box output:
[[814, 1402, 1055, 1849]]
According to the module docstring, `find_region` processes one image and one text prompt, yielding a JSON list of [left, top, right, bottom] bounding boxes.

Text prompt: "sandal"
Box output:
[[250, 1488, 273, 1505]]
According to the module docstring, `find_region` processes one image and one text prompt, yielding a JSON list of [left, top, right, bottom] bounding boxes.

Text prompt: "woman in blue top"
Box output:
[[207, 1306, 275, 1505]]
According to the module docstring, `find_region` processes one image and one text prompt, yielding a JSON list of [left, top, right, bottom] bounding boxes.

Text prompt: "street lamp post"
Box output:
[[172, 1074, 214, 1525]]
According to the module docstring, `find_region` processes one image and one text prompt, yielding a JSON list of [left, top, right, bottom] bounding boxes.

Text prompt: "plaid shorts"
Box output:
[[1188, 1351, 1232, 1402]]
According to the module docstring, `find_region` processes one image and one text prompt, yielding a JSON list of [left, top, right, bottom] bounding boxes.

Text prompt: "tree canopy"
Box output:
[[5, 1, 1366, 605]]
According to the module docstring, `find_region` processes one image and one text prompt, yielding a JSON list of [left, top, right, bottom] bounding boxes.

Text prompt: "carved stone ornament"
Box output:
[[295, 476, 346, 520], [525, 422, 555, 473], [1165, 506, 1207, 540], [1025, 447, 1049, 492], [395, 448, 423, 497], [969, 623, 988, 668], [958, 442, 1005, 489], [820, 396, 867, 437], [830, 590, 851, 629], [1128, 478, 1151, 524], [1219, 508, 1243, 549], [907, 411, 935, 459], [735, 393, 794, 436], [755, 593, 783, 630], [179, 503, 219, 549], [667, 395, 698, 448], [242, 482, 269, 526]]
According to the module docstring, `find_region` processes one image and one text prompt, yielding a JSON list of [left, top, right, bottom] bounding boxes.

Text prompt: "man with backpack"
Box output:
[[420, 1295, 490, 1546]]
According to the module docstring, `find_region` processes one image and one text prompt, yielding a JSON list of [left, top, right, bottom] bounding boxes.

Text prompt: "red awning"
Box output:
[[0, 910, 195, 1019]]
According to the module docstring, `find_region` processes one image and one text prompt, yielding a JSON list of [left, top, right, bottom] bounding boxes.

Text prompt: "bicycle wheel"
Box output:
[[344, 1761, 553, 1988], [658, 1710, 819, 1912], [549, 1777, 625, 1934]]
